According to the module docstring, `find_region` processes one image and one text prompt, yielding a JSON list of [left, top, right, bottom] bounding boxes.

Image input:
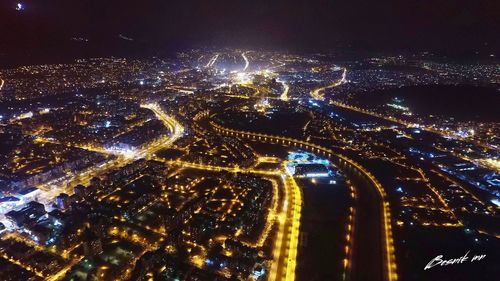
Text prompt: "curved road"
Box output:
[[197, 117, 397, 281]]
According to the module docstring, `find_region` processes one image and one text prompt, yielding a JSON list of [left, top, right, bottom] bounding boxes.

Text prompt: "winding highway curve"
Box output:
[[310, 67, 347, 101]]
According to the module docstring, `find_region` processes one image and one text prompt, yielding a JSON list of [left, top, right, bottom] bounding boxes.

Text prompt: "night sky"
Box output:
[[1, 0, 498, 64]]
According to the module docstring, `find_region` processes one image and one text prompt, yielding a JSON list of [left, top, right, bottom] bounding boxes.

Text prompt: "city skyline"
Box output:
[[0, 1, 499, 281], [1, 0, 499, 65]]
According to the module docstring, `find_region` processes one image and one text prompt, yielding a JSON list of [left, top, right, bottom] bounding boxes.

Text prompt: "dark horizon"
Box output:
[[1, 0, 499, 66]]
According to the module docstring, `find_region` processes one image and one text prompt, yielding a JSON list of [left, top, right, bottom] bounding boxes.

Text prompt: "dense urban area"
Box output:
[[0, 49, 499, 281]]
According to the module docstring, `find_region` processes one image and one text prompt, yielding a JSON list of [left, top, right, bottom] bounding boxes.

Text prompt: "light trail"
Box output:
[[205, 55, 214, 68], [205, 54, 219, 68], [310, 67, 347, 100], [241, 52, 250, 71], [0, 78, 4, 91], [211, 54, 219, 67], [140, 103, 184, 155], [283, 169, 301, 281], [267, 170, 301, 281], [278, 79, 290, 101]]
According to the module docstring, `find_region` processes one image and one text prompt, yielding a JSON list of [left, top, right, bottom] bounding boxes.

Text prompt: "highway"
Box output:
[[283, 170, 301, 281], [241, 52, 250, 71], [310, 67, 347, 100], [267, 167, 302, 281], [278, 79, 290, 101], [139, 103, 185, 155], [205, 54, 219, 68]]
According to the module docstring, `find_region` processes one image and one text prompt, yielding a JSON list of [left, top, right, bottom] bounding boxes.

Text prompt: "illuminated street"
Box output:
[[0, 43, 498, 281]]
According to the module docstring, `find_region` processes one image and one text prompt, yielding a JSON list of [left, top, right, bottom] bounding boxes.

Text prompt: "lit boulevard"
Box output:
[[310, 67, 347, 100], [0, 48, 497, 281]]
